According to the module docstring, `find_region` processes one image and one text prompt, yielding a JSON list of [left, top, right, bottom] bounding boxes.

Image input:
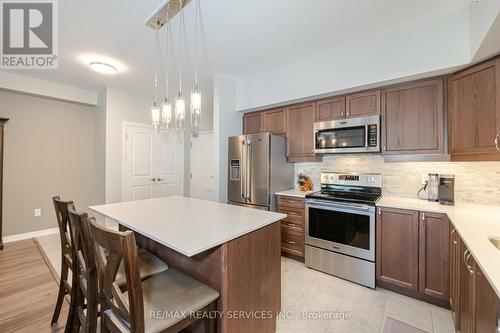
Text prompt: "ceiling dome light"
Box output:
[[89, 61, 118, 74]]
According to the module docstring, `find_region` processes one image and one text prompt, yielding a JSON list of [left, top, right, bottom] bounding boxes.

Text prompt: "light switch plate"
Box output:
[[34, 208, 41, 217]]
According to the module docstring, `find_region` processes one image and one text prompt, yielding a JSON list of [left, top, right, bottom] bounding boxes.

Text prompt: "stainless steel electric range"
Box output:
[[305, 172, 381, 288]]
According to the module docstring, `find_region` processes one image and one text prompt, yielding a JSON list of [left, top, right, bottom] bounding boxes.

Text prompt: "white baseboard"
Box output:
[[3, 227, 59, 243]]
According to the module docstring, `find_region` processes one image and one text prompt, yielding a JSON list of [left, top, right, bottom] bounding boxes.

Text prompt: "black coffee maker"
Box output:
[[438, 175, 455, 206]]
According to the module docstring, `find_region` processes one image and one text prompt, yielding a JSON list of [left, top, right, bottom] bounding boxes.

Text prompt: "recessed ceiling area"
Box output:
[[0, 0, 490, 107]]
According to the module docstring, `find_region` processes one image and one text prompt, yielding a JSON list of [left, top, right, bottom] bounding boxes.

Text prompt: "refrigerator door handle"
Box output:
[[246, 141, 252, 200], [241, 140, 246, 199]]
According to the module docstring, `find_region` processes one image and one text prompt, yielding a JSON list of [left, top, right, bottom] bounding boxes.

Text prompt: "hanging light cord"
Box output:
[[165, 4, 170, 100], [194, 0, 199, 86], [178, 0, 184, 95], [153, 26, 160, 106]]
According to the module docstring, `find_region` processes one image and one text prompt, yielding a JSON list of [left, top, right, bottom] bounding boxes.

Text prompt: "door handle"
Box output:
[[246, 141, 252, 200], [241, 140, 246, 199], [150, 178, 157, 182], [495, 134, 499, 151]]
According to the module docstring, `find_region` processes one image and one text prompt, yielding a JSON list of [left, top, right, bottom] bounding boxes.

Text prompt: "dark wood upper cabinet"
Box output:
[[448, 58, 500, 161], [314, 96, 345, 122], [286, 102, 321, 162], [418, 212, 449, 300], [243, 112, 262, 134], [262, 108, 286, 135], [376, 207, 419, 291], [382, 79, 444, 155], [346, 90, 380, 118]]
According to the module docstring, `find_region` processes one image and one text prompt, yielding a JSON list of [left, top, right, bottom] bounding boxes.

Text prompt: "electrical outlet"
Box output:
[[34, 208, 41, 217], [421, 173, 429, 185]]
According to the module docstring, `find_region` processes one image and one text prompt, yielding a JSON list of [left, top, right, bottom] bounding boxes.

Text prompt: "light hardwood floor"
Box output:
[[0, 239, 68, 333]]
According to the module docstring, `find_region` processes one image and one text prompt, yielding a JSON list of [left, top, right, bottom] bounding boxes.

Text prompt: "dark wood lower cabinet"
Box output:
[[450, 227, 460, 329], [376, 207, 450, 307], [277, 195, 305, 261], [376, 207, 419, 291], [459, 237, 475, 333], [474, 263, 497, 333], [418, 211, 450, 300]]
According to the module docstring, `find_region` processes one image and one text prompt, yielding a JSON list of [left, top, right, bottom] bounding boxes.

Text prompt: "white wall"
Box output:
[[470, 0, 500, 60], [213, 76, 241, 203], [235, 9, 470, 111], [104, 87, 151, 203]]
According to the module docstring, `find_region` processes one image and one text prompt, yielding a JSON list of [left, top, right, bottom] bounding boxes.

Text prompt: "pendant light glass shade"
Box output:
[[175, 92, 185, 128], [151, 103, 160, 129], [190, 85, 201, 128], [162, 99, 173, 129]]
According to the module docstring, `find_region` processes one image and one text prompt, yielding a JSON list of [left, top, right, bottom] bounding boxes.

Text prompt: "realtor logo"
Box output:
[[1, 0, 58, 69]]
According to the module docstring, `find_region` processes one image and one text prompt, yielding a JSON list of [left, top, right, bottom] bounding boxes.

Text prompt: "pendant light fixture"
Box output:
[[174, 0, 185, 129], [151, 26, 161, 130], [190, 0, 201, 129], [162, 8, 173, 130]]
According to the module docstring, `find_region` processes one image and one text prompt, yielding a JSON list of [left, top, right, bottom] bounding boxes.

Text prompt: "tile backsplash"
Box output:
[[295, 154, 500, 206]]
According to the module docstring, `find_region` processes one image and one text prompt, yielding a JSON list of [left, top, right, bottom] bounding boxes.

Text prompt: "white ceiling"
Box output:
[[4, 0, 471, 97]]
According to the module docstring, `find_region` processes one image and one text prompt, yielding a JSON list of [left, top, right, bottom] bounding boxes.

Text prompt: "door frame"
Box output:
[[121, 121, 184, 201]]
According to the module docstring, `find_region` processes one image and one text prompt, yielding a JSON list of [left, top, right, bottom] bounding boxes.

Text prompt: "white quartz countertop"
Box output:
[[275, 189, 315, 198], [377, 196, 500, 298], [89, 196, 286, 257]]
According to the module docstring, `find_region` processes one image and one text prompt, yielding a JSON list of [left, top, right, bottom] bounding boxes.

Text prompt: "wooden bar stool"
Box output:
[[66, 207, 171, 333], [51, 196, 76, 328], [88, 219, 220, 333]]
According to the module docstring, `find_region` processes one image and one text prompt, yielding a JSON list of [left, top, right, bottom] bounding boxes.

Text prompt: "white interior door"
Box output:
[[124, 124, 183, 201], [190, 131, 217, 201]]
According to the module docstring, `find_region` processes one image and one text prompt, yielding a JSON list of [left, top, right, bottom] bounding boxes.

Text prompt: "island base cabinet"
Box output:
[[376, 207, 450, 307], [122, 222, 282, 333]]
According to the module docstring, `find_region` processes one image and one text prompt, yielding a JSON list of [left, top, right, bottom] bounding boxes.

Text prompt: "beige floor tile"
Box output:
[[431, 305, 455, 333], [384, 292, 433, 332]]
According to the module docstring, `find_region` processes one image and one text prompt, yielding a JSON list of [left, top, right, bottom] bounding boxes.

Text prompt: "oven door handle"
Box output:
[[305, 200, 374, 213]]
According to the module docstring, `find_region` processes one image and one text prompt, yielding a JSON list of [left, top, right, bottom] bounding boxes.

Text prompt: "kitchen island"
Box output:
[[90, 196, 286, 333]]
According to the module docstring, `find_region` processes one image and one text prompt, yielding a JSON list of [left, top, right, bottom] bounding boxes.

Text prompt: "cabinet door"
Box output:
[[262, 108, 285, 135], [459, 238, 475, 333], [376, 207, 419, 291], [243, 112, 262, 134], [450, 227, 460, 330], [418, 212, 450, 300], [346, 90, 380, 118], [474, 262, 497, 333], [448, 58, 500, 160], [286, 102, 320, 162], [315, 97, 345, 122], [382, 79, 444, 154]]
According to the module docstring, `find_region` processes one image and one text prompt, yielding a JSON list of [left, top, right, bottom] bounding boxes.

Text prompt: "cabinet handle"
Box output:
[[495, 134, 500, 151], [287, 223, 296, 227], [463, 249, 474, 274], [465, 252, 474, 274], [285, 240, 296, 245], [383, 145, 386, 151], [378, 208, 381, 215], [341, 112, 344, 117], [346, 111, 350, 116], [422, 213, 425, 221], [451, 228, 457, 244]]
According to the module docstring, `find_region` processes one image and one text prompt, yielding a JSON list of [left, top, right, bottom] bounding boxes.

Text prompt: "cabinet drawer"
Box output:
[[279, 207, 303, 220], [281, 229, 304, 256], [277, 196, 304, 210], [281, 220, 304, 233]]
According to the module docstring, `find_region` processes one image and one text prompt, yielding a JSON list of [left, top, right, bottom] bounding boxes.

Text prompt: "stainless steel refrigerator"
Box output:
[[228, 133, 294, 211]]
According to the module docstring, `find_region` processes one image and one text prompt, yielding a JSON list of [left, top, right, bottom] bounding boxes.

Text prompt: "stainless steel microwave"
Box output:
[[313, 115, 380, 154]]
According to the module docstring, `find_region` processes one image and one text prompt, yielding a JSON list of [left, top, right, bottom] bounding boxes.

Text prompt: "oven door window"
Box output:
[[308, 207, 370, 250], [315, 126, 365, 149]]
